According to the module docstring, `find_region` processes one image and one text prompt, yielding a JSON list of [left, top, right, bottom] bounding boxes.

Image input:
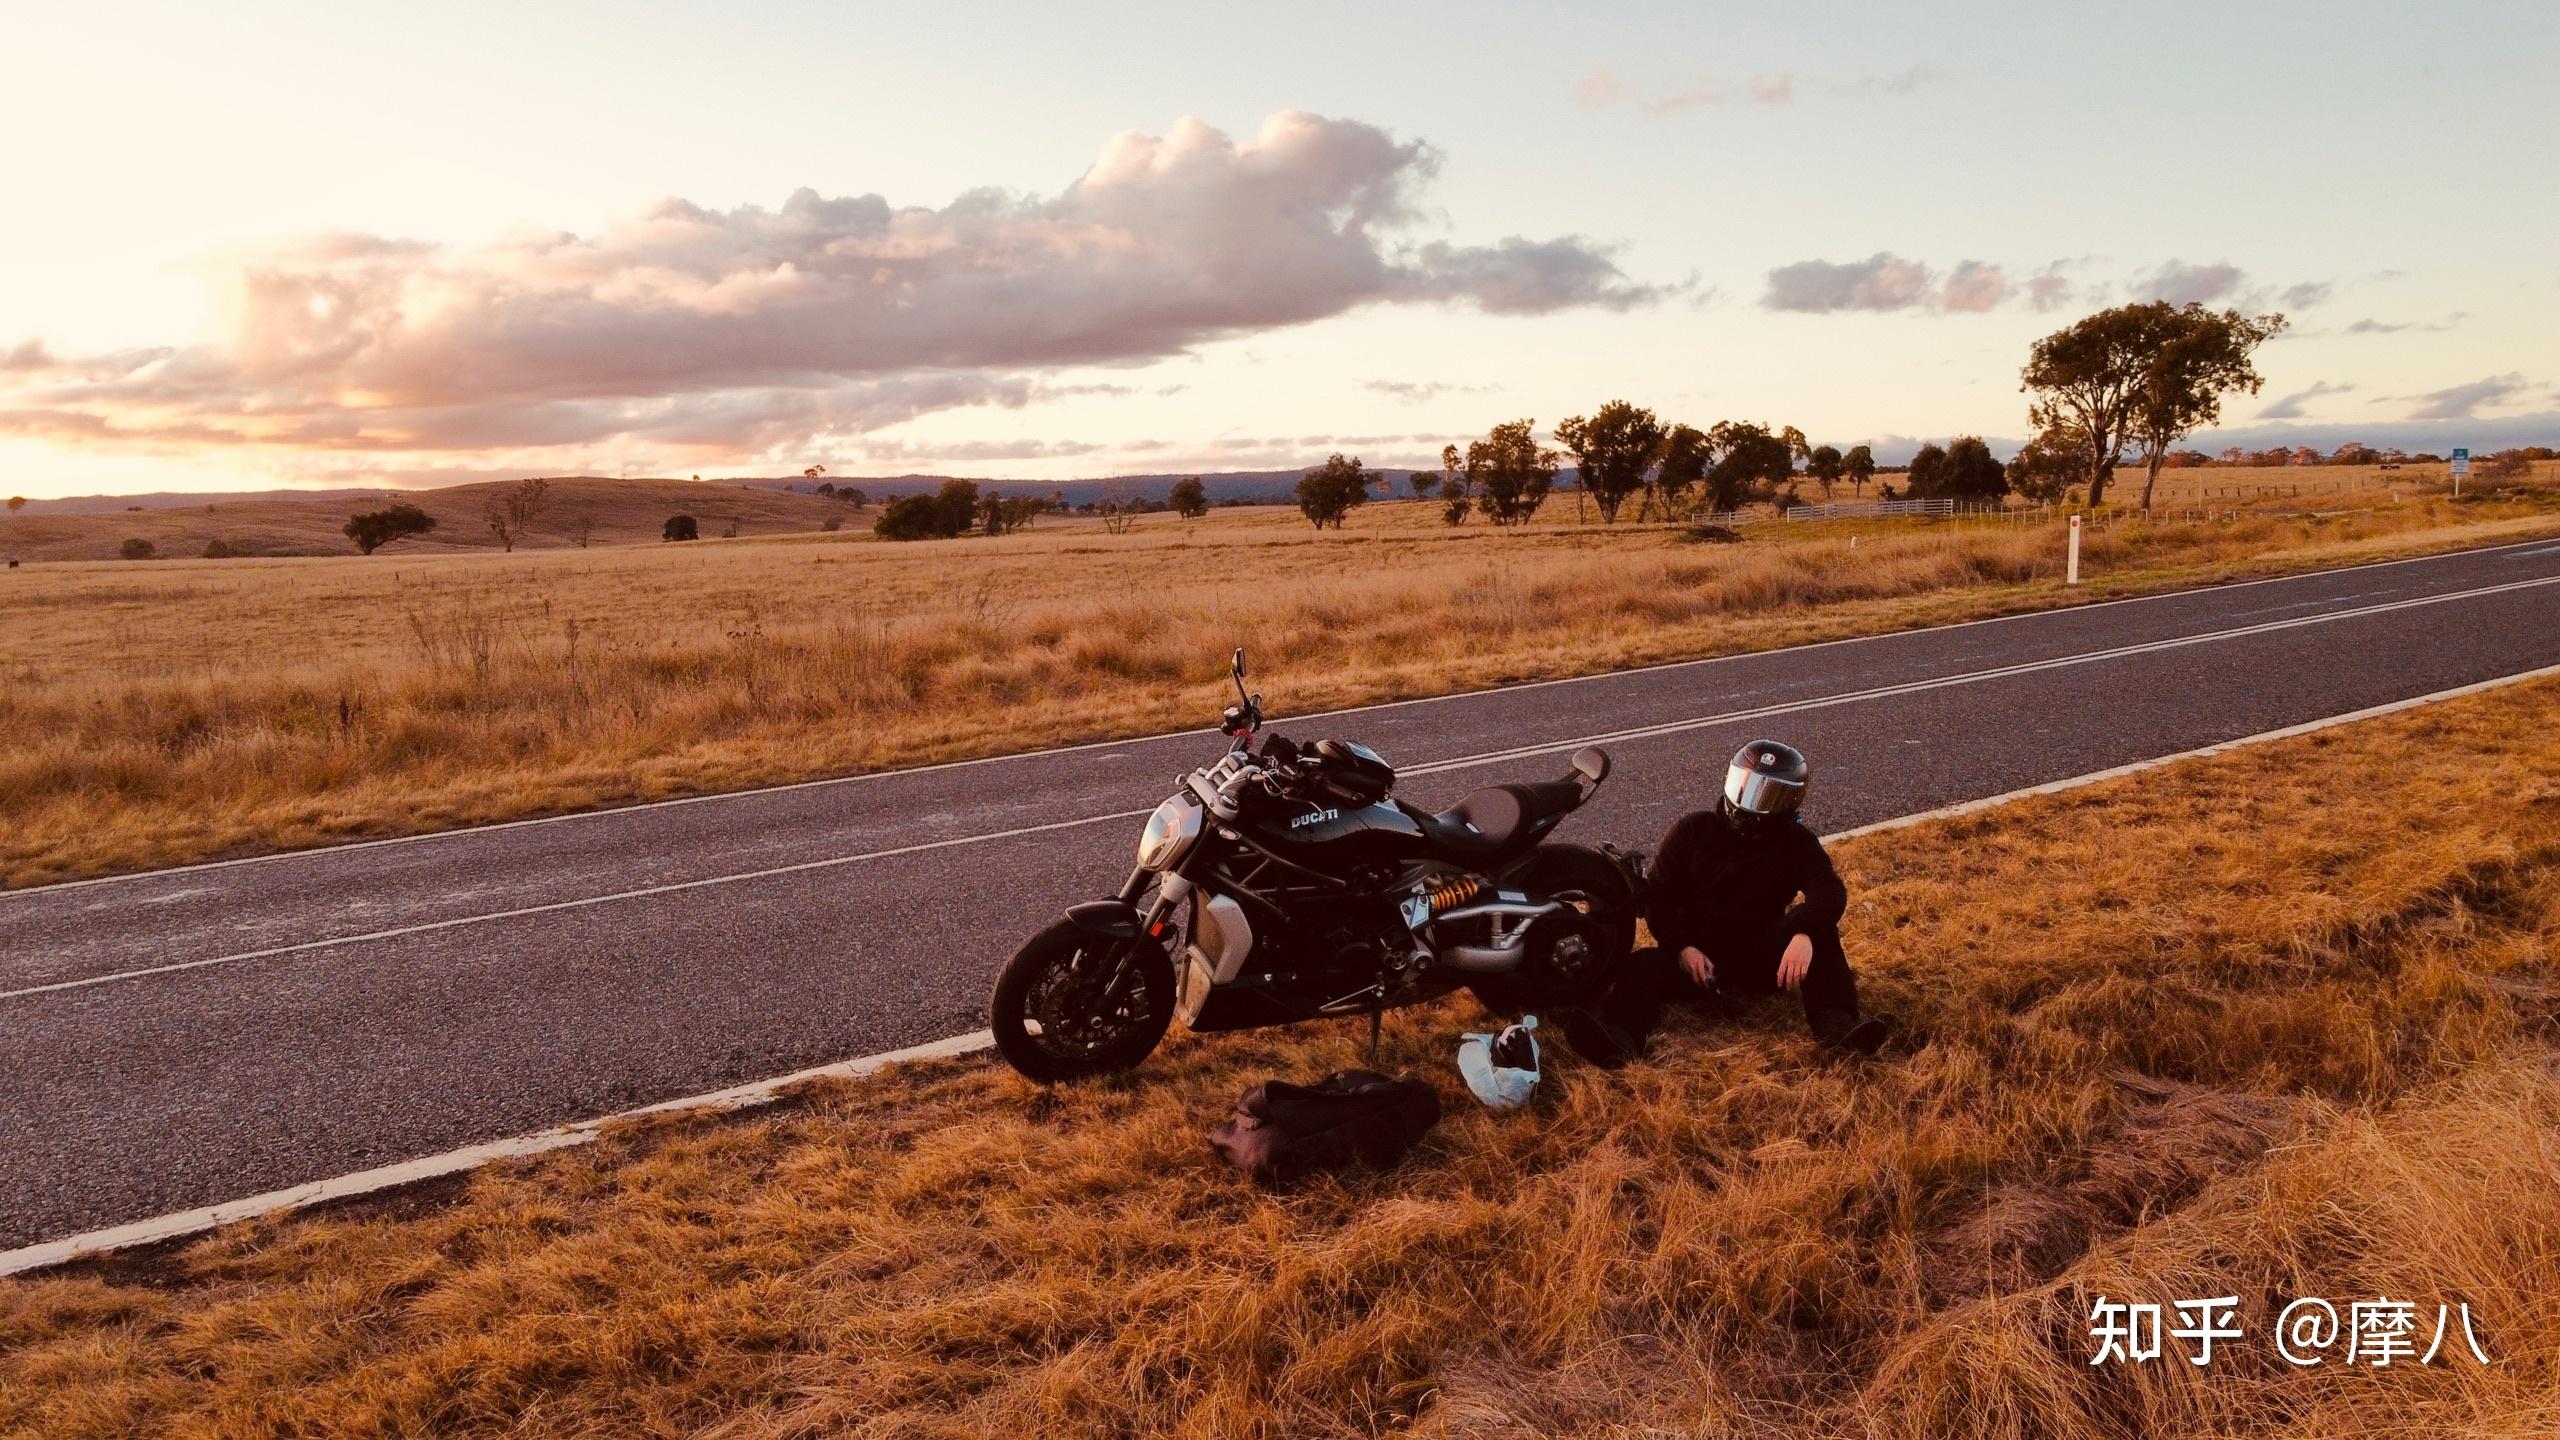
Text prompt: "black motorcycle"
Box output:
[[988, 649, 1636, 1082]]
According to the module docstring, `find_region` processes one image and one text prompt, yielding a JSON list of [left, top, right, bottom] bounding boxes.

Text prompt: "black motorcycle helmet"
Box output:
[[1720, 739, 1808, 830]]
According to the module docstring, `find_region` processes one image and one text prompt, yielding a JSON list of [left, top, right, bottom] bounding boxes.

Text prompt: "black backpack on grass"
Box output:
[[1208, 1069, 1441, 1187]]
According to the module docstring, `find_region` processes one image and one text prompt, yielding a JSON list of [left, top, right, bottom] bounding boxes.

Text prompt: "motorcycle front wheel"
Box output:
[[988, 918, 1178, 1083]]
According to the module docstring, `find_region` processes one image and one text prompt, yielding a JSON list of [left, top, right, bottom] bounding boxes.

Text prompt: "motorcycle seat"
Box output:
[[1409, 780, 1584, 859]]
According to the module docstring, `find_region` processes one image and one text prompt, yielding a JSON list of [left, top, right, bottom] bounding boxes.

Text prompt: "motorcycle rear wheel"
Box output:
[[1470, 842, 1638, 1015], [989, 919, 1177, 1083]]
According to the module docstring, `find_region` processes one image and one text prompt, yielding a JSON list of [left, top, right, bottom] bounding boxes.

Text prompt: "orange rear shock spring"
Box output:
[[1426, 876, 1482, 915]]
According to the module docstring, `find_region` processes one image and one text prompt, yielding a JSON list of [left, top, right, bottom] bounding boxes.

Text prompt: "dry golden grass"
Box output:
[[5, 482, 2559, 887], [0, 475, 861, 562], [2131, 456, 2556, 508], [6, 673, 2558, 1438]]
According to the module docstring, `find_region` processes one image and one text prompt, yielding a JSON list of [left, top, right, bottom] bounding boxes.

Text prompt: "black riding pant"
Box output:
[[1596, 925, 1862, 1045]]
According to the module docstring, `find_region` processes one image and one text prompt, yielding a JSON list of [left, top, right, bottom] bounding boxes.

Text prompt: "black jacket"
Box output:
[[1644, 809, 1845, 958]]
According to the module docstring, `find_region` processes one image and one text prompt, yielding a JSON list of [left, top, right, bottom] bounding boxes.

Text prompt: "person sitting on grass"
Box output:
[[1562, 740, 1888, 1065]]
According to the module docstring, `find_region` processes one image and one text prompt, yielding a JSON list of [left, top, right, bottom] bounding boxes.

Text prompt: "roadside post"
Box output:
[[2066, 513, 2082, 585], [2451, 447, 2470, 497]]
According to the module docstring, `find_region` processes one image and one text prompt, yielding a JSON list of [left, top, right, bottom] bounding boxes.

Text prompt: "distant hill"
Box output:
[[726, 469, 1370, 506], [0, 476, 863, 563]]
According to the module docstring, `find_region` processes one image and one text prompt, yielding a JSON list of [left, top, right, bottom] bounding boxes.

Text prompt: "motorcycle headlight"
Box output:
[[1136, 795, 1204, 872]]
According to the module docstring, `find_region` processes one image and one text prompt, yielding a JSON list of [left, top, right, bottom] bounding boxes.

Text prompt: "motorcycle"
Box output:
[[988, 648, 1636, 1082]]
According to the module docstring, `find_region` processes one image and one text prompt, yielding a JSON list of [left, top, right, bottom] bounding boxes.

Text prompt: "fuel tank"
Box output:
[[1242, 796, 1429, 869]]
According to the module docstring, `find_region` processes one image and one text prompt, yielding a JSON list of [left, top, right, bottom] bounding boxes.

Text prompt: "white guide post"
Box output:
[[2066, 513, 2082, 586]]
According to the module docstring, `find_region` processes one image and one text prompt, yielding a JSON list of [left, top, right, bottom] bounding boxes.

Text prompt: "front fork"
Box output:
[[1082, 868, 1189, 991]]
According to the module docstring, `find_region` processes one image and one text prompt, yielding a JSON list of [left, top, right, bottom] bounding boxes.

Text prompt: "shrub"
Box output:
[[120, 537, 158, 560], [1677, 524, 1744, 544], [663, 514, 700, 542], [820, 515, 844, 532], [344, 502, 438, 555], [202, 539, 238, 559]]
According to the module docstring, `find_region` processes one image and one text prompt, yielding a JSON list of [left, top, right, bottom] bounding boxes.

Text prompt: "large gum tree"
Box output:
[[2022, 302, 2284, 509]]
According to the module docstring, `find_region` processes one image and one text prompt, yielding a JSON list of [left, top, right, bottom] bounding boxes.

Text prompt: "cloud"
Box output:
[[2127, 260, 2334, 313], [2343, 313, 2462, 335], [0, 112, 1661, 471], [1763, 252, 2345, 319], [2398, 373, 2534, 421], [2257, 380, 2354, 420], [1847, 65, 1950, 96], [2026, 265, 2077, 312], [1764, 252, 1935, 312], [1364, 380, 1490, 404], [1589, 65, 1943, 112], [1939, 261, 2011, 313], [1571, 68, 1624, 107], [2131, 259, 2248, 306], [1407, 236, 1663, 314]]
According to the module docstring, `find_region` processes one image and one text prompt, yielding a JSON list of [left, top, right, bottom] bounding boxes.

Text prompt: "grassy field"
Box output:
[[3, 473, 2558, 887], [7, 672, 2556, 1438], [0, 475, 862, 562]]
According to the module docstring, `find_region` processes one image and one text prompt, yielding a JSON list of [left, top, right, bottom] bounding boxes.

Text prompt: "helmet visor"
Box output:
[[1723, 764, 1804, 817]]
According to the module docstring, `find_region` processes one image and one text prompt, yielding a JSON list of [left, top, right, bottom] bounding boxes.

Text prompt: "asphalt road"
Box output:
[[7, 536, 2560, 1248]]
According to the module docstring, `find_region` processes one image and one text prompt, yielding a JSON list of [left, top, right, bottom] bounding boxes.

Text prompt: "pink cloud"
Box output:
[[0, 112, 1662, 470]]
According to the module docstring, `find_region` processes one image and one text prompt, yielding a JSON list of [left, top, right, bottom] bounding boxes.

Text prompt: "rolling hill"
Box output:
[[0, 476, 865, 563]]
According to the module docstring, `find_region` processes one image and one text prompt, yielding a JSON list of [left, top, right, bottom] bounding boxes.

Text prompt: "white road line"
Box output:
[[0, 1029, 997, 1278], [13, 531, 2558, 900], [13, 659, 2559, 1277], [0, 808, 1153, 1001], [10, 568, 2558, 1002]]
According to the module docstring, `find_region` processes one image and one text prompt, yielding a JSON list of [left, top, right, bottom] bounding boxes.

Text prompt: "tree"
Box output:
[[2021, 305, 2164, 508], [2481, 449, 2534, 480], [1924, 436, 2009, 500], [1905, 443, 1949, 498], [119, 537, 157, 560], [804, 465, 825, 484], [871, 496, 943, 540], [1807, 444, 1844, 495], [1296, 453, 1369, 530], [572, 512, 598, 548], [2006, 428, 2084, 503], [976, 491, 1038, 535], [933, 479, 980, 536], [1654, 424, 1711, 517], [1465, 421, 1559, 526], [1554, 401, 1667, 524], [2126, 305, 2284, 509], [480, 476, 551, 552], [663, 514, 700, 541], [1168, 476, 1209, 518], [1702, 421, 1793, 512], [202, 538, 238, 559], [345, 502, 439, 554], [1408, 471, 1435, 499], [1438, 474, 1470, 525], [4, 496, 22, 513], [1844, 444, 1876, 497]]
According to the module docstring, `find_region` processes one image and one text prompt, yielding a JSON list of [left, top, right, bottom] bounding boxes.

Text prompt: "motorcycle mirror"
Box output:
[[1231, 647, 1246, 680], [1571, 746, 1611, 787], [1229, 649, 1251, 709]]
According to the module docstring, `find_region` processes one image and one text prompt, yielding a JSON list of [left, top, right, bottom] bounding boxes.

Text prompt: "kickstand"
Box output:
[[1365, 997, 1383, 1062]]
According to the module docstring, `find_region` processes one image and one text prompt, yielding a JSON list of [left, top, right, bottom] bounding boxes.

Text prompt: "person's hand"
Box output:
[[1679, 946, 1714, 987], [1776, 933, 1815, 991]]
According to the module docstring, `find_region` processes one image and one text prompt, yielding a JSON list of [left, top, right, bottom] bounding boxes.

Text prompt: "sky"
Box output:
[[2, 0, 2555, 498]]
